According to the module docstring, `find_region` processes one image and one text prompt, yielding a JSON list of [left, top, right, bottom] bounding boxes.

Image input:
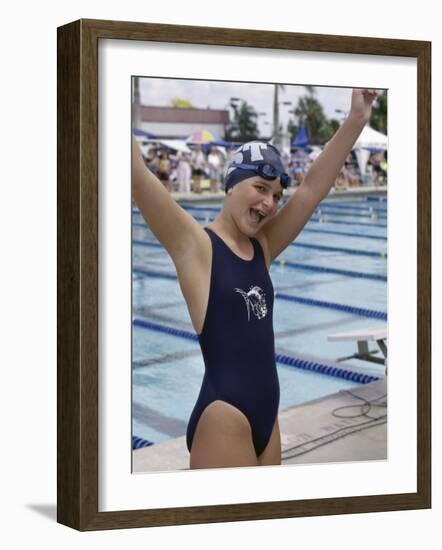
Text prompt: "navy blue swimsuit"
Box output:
[[186, 227, 280, 457]]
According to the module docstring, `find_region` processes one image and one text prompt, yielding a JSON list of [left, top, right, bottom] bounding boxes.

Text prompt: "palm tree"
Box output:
[[294, 96, 329, 144], [288, 86, 340, 145], [226, 100, 259, 141]]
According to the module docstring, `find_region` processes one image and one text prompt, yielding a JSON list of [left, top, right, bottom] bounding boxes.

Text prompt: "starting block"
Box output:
[[327, 325, 388, 374]]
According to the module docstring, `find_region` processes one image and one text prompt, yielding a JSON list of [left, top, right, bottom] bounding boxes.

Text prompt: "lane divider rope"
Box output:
[[317, 202, 387, 213], [133, 267, 388, 311], [286, 241, 386, 258], [276, 293, 387, 320], [316, 208, 387, 219], [134, 221, 387, 241], [133, 207, 387, 228], [133, 237, 386, 258], [278, 260, 387, 281], [132, 242, 387, 279], [132, 435, 154, 450], [133, 318, 381, 385]]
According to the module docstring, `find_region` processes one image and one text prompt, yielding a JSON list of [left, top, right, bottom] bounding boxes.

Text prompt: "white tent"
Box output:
[[135, 136, 192, 154], [353, 125, 388, 150], [353, 126, 388, 176], [159, 139, 192, 154]]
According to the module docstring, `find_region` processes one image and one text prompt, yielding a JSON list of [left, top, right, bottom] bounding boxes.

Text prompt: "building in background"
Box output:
[[138, 105, 229, 139]]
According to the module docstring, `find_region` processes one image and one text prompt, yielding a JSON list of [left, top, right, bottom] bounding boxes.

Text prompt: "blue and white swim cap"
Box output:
[[224, 141, 289, 192]]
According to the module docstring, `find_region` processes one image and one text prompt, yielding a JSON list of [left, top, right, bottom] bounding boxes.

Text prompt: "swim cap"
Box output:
[[224, 141, 288, 192]]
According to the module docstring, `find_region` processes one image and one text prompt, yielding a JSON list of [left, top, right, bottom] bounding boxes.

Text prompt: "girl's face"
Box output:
[[227, 176, 283, 235]]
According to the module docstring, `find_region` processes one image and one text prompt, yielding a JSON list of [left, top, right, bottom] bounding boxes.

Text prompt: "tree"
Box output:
[[318, 118, 340, 143], [226, 100, 259, 141], [287, 85, 342, 145], [170, 97, 193, 108], [293, 96, 327, 144], [369, 90, 387, 134], [287, 118, 298, 141]]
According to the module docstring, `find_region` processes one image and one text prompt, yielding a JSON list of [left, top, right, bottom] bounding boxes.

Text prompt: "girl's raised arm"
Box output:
[[132, 138, 206, 263], [262, 89, 378, 261]]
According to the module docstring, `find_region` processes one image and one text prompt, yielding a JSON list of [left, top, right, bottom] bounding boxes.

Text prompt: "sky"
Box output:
[[139, 77, 353, 137]]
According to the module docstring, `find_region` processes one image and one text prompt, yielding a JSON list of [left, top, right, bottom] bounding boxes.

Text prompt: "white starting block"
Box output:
[[328, 325, 388, 374]]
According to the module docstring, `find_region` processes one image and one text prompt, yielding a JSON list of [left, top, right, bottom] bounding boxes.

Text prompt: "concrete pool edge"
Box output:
[[132, 377, 387, 473]]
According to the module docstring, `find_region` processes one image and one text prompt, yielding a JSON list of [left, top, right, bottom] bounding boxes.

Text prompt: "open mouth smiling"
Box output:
[[249, 208, 266, 224]]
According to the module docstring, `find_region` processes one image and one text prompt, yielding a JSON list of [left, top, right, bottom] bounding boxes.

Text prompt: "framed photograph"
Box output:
[[57, 19, 431, 530]]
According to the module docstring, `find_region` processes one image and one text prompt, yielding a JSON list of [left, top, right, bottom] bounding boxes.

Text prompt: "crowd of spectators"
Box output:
[[143, 144, 227, 194], [141, 143, 387, 194]]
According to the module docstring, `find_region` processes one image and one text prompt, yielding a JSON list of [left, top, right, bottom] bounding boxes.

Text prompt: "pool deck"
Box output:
[[132, 377, 387, 473]]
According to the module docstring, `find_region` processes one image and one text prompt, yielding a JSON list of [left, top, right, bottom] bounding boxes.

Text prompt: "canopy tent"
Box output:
[[352, 126, 388, 176], [185, 130, 234, 153], [135, 136, 191, 155], [134, 129, 159, 157], [133, 128, 158, 139], [209, 137, 232, 148], [353, 125, 388, 150], [134, 128, 194, 153], [292, 126, 309, 149], [157, 139, 192, 154]]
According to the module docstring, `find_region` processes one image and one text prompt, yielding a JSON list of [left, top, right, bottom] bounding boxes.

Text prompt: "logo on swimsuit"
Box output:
[[234, 286, 268, 321]]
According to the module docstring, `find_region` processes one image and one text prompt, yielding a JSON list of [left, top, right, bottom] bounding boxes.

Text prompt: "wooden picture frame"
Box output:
[[57, 18, 431, 530]]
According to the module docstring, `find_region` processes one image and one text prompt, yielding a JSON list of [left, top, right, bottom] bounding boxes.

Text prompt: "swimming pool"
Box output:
[[132, 193, 387, 445]]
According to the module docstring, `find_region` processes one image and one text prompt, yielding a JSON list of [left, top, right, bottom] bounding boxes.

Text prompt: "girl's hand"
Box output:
[[349, 88, 379, 123]]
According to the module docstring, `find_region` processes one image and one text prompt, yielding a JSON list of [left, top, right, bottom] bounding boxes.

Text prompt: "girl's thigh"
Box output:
[[190, 400, 258, 469]]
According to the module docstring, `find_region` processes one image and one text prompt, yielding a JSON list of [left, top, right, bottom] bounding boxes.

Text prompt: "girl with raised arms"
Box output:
[[132, 88, 378, 469]]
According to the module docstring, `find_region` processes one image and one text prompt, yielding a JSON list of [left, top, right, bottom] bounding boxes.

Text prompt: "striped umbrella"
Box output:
[[186, 130, 218, 143]]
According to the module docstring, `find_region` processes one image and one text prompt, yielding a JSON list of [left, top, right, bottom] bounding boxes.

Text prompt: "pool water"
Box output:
[[132, 195, 387, 444]]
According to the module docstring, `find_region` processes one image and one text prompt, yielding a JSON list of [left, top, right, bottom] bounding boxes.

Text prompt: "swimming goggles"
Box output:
[[230, 162, 291, 188]]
